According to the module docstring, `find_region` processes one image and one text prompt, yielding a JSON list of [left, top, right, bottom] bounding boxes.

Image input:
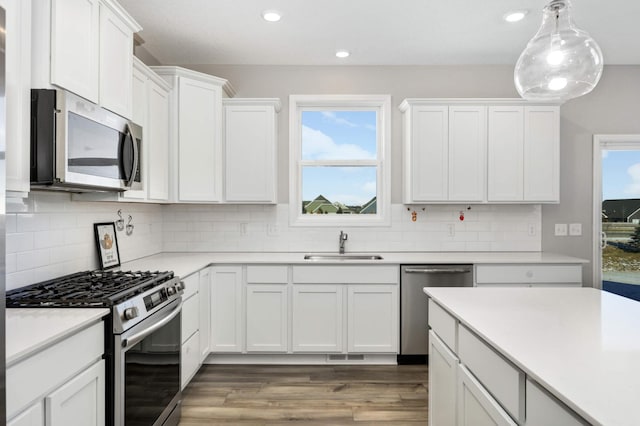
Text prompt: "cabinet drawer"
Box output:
[[475, 264, 581, 284], [428, 299, 457, 352], [7, 322, 104, 419], [458, 325, 525, 423], [181, 331, 200, 389], [247, 265, 288, 283], [526, 378, 588, 426], [182, 273, 199, 300], [293, 265, 398, 284], [181, 294, 199, 343]]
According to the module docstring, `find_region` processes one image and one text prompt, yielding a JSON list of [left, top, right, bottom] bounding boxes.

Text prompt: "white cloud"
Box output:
[[623, 163, 640, 196], [302, 125, 375, 160], [321, 111, 358, 128], [326, 193, 371, 206], [362, 181, 376, 195]]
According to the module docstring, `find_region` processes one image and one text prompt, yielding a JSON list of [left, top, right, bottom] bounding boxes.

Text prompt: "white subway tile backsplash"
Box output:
[[6, 232, 34, 254]]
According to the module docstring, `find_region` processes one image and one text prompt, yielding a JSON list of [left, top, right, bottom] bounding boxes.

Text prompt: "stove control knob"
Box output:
[[123, 307, 139, 320], [167, 286, 176, 296]]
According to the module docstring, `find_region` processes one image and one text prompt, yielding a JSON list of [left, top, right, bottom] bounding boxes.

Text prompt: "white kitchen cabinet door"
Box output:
[[292, 285, 343, 353], [487, 106, 524, 202], [448, 106, 486, 202], [347, 285, 398, 353], [199, 268, 211, 361], [525, 378, 588, 426], [181, 330, 200, 390], [523, 106, 560, 202], [46, 360, 105, 426], [404, 106, 449, 202], [181, 293, 199, 345], [223, 100, 279, 203], [5, 0, 31, 194], [120, 65, 148, 201], [147, 79, 171, 201], [8, 402, 43, 426], [428, 331, 457, 426], [178, 77, 223, 202], [98, 3, 133, 118], [246, 284, 288, 352], [457, 364, 517, 426], [50, 0, 99, 103], [210, 266, 243, 352]]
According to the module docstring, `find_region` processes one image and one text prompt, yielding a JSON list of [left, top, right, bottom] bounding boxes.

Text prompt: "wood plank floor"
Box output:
[[179, 364, 428, 425]]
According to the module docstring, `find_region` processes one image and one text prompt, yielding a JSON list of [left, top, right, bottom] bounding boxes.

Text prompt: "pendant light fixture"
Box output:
[[514, 0, 603, 102]]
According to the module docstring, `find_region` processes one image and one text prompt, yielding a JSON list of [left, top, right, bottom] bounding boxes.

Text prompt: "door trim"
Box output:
[[592, 134, 640, 289]]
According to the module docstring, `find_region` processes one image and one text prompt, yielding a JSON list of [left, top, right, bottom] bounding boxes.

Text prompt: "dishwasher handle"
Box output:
[[404, 267, 472, 274]]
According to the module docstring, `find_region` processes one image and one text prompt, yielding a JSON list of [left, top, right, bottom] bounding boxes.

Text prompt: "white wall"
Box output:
[[6, 192, 163, 290]]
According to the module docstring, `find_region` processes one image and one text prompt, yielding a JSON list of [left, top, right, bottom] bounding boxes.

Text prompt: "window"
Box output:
[[289, 95, 391, 226]]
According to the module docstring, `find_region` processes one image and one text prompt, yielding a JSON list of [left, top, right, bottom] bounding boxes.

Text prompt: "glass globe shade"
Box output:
[[514, 0, 603, 101]]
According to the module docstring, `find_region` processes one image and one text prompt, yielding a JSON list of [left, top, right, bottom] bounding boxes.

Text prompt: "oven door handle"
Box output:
[[122, 301, 182, 349]]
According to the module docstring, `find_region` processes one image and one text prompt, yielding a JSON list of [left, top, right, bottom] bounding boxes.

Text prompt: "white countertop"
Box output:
[[423, 287, 640, 426], [121, 251, 588, 278], [6, 308, 109, 367]]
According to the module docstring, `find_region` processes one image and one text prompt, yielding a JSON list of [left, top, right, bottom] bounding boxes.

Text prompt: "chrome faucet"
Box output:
[[339, 230, 348, 254]]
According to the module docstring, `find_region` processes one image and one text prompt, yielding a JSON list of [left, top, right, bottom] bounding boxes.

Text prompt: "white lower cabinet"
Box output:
[[7, 402, 43, 426], [428, 331, 458, 426], [525, 379, 588, 426], [45, 360, 105, 426], [181, 331, 201, 389], [246, 284, 288, 352], [458, 364, 517, 426], [7, 321, 105, 426], [210, 266, 244, 352], [292, 285, 344, 353], [474, 264, 582, 287], [347, 285, 398, 353]]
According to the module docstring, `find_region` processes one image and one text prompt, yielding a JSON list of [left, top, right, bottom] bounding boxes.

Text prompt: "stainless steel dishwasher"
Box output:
[[399, 264, 473, 363]]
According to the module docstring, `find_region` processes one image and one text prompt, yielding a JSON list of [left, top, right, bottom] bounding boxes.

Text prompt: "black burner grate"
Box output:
[[6, 270, 175, 307]]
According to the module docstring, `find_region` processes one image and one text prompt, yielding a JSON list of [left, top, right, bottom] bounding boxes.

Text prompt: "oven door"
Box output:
[[114, 298, 182, 426]]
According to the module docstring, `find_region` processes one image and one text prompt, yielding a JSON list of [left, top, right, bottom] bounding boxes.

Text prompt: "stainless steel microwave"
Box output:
[[31, 89, 142, 192]]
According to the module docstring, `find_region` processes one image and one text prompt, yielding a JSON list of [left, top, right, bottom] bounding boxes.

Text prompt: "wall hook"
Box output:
[[115, 209, 125, 231], [126, 215, 134, 236]]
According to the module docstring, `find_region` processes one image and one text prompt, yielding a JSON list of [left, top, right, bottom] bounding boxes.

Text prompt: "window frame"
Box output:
[[289, 94, 391, 227]]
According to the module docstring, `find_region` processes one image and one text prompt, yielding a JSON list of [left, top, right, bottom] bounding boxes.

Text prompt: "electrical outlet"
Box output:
[[554, 223, 568, 236], [267, 224, 280, 236], [569, 223, 582, 236], [240, 223, 248, 235], [448, 224, 455, 237], [527, 223, 536, 236]]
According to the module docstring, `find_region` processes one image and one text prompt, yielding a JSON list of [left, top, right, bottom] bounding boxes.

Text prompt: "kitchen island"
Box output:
[[424, 287, 640, 426]]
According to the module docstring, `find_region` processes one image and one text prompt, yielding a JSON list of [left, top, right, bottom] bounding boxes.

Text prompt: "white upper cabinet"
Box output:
[[4, 0, 32, 195], [98, 1, 134, 118], [146, 78, 171, 201], [448, 106, 486, 202], [151, 67, 235, 203], [523, 106, 560, 202], [401, 99, 560, 204], [487, 105, 559, 203], [223, 99, 280, 203], [49, 0, 100, 103], [33, 0, 140, 118]]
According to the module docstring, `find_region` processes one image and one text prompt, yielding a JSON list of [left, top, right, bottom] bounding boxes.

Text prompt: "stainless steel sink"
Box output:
[[303, 254, 384, 261]]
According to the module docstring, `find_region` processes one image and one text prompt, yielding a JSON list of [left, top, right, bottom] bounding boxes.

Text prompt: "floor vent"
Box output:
[[326, 354, 366, 362]]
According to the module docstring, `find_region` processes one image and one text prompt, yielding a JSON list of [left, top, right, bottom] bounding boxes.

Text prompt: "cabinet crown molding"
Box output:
[[101, 0, 142, 32], [223, 98, 282, 113], [150, 66, 236, 97], [398, 98, 562, 112], [133, 57, 172, 91]]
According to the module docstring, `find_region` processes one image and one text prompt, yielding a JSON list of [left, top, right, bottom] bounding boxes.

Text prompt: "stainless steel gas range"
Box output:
[[6, 270, 184, 426]]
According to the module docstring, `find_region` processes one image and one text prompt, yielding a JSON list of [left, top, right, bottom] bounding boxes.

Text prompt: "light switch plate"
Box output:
[[554, 223, 568, 236], [569, 223, 582, 236]]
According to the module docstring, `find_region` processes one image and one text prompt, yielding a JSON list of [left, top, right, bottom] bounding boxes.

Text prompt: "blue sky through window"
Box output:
[[602, 150, 640, 200], [301, 111, 377, 211]]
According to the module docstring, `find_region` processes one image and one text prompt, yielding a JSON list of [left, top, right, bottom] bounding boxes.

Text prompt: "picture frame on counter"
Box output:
[[94, 222, 121, 269]]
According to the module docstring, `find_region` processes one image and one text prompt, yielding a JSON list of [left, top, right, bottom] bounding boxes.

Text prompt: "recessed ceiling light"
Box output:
[[336, 50, 350, 58], [503, 10, 528, 23], [262, 10, 282, 22]]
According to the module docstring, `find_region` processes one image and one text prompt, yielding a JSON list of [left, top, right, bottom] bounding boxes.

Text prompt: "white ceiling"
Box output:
[[119, 0, 640, 66]]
